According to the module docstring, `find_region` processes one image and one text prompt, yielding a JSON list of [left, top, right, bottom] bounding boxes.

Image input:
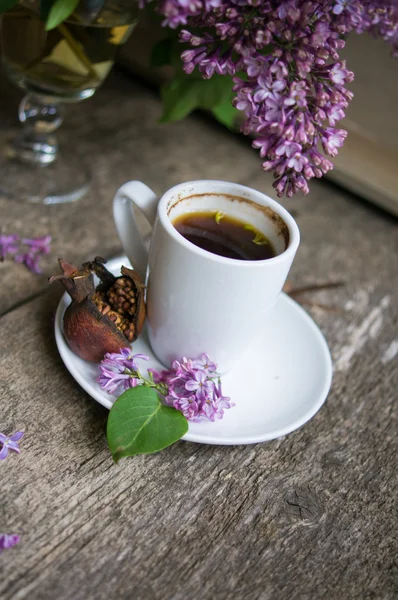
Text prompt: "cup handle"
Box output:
[[113, 181, 159, 280]]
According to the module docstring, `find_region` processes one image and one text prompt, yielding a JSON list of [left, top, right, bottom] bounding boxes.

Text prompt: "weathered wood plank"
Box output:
[[1, 202, 397, 599], [0, 285, 397, 599], [0, 69, 397, 600]]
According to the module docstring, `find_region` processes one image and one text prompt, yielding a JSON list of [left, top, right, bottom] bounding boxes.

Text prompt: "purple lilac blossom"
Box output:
[[140, 0, 398, 196], [185, 370, 215, 402], [0, 534, 20, 552], [0, 431, 24, 461], [98, 351, 150, 395], [98, 350, 234, 422], [152, 353, 234, 422], [21, 235, 52, 254], [14, 235, 52, 274], [0, 234, 19, 261], [192, 352, 217, 374]]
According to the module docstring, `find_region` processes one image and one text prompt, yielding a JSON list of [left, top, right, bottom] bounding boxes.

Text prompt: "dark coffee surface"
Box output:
[[172, 210, 276, 260]]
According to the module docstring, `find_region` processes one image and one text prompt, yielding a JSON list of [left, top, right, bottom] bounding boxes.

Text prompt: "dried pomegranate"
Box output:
[[50, 257, 145, 362]]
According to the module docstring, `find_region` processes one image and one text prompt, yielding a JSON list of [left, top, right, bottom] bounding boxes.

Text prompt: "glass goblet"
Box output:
[[1, 0, 138, 204]]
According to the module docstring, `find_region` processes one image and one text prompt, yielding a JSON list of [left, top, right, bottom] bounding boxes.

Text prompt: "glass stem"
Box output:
[[7, 94, 64, 166]]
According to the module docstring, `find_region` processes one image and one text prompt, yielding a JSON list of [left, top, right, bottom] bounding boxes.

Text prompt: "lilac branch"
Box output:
[[142, 0, 398, 196], [98, 350, 234, 422]]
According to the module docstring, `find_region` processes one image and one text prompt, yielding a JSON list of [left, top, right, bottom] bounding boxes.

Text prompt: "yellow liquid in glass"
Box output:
[[1, 3, 137, 100]]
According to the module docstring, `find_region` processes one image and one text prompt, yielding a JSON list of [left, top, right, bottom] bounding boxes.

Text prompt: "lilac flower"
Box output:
[[14, 251, 42, 274], [138, 0, 398, 196], [333, 0, 355, 16], [170, 357, 194, 378], [0, 431, 24, 460], [287, 150, 308, 173], [192, 353, 217, 374], [101, 348, 149, 373], [214, 379, 233, 409], [321, 128, 347, 156], [100, 349, 234, 422], [177, 397, 199, 420], [253, 75, 285, 103], [98, 350, 150, 396], [0, 234, 19, 261], [98, 366, 138, 395], [264, 95, 284, 122], [185, 370, 215, 402], [166, 389, 199, 420], [101, 348, 134, 365], [153, 354, 233, 421], [14, 235, 52, 274], [21, 235, 52, 254], [329, 62, 354, 85], [0, 534, 20, 552], [284, 82, 308, 109]]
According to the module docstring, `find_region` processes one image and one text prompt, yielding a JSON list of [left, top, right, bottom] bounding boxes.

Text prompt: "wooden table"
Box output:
[[1, 69, 397, 600]]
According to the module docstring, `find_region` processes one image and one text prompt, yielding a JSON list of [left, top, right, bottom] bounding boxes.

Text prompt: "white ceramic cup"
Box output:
[[113, 180, 300, 372]]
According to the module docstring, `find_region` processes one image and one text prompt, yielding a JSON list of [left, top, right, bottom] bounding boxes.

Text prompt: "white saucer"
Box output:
[[54, 256, 332, 445]]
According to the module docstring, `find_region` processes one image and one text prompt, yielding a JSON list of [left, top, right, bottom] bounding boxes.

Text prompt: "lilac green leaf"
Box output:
[[106, 387, 188, 462], [44, 0, 79, 30]]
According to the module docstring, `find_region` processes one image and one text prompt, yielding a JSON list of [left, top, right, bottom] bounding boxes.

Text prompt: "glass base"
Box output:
[[0, 149, 91, 204]]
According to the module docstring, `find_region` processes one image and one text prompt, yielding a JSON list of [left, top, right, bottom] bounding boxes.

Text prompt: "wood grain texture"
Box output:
[[0, 70, 397, 600]]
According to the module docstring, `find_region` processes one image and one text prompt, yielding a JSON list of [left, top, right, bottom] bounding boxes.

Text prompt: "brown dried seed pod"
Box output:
[[106, 279, 137, 319], [49, 257, 146, 362]]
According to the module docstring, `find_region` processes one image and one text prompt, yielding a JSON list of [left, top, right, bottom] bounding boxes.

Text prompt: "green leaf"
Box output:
[[106, 387, 188, 462], [212, 101, 239, 130], [160, 75, 235, 123], [0, 0, 19, 14], [150, 38, 174, 68], [45, 0, 79, 30], [159, 79, 200, 122]]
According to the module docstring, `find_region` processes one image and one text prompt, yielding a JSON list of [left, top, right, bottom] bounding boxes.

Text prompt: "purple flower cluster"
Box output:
[[98, 349, 150, 395], [0, 534, 20, 552], [0, 234, 19, 261], [0, 233, 51, 273], [142, 0, 398, 196], [151, 354, 234, 421], [98, 350, 234, 422], [0, 431, 24, 460], [14, 235, 52, 274], [0, 433, 23, 552]]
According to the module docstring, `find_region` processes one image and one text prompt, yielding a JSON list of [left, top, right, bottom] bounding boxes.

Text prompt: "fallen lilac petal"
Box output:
[[0, 234, 20, 260], [0, 431, 24, 460], [14, 251, 42, 274], [21, 235, 52, 253], [0, 534, 20, 552]]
